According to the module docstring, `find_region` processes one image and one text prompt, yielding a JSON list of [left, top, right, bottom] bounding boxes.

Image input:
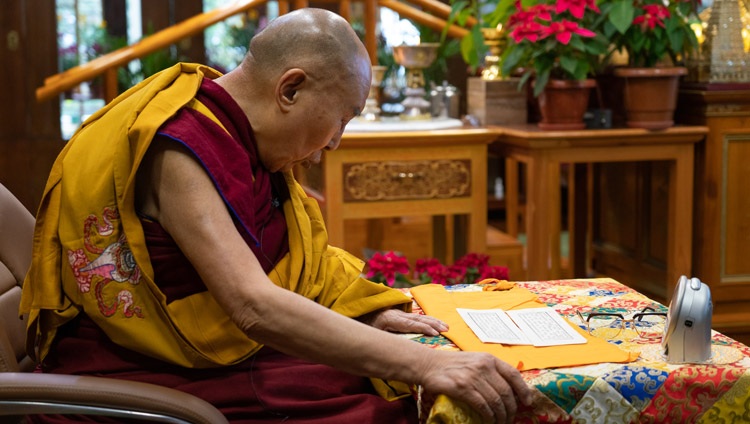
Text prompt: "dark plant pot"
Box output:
[[613, 67, 687, 130], [535, 79, 596, 131]]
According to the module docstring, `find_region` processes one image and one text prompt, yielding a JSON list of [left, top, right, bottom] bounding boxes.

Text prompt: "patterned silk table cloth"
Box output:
[[405, 278, 750, 423]]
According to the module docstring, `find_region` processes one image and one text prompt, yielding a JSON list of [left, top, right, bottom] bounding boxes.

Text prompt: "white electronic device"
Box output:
[[662, 275, 713, 363]]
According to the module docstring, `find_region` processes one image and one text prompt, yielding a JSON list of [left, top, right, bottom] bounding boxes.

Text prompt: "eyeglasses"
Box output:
[[576, 307, 667, 341]]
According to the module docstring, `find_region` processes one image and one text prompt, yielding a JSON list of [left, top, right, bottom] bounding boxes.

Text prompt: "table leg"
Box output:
[[548, 160, 562, 279], [525, 155, 561, 280], [432, 215, 449, 264], [572, 163, 589, 277], [505, 158, 519, 238], [466, 211, 487, 259]]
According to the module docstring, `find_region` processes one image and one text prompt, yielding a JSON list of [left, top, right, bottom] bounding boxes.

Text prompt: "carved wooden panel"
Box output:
[[342, 159, 472, 202], [723, 135, 750, 277]]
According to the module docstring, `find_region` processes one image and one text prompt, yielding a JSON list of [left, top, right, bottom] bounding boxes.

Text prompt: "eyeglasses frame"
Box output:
[[576, 307, 668, 340]]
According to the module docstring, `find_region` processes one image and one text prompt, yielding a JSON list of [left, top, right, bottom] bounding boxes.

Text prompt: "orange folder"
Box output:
[[410, 284, 638, 370]]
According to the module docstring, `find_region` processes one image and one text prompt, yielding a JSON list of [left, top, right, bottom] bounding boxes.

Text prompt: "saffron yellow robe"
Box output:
[[20, 63, 411, 370]]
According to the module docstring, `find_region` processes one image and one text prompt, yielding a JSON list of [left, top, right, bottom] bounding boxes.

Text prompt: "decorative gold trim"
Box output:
[[342, 159, 472, 202]]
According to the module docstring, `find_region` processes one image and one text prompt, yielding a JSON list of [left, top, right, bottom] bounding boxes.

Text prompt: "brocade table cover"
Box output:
[[405, 278, 750, 423]]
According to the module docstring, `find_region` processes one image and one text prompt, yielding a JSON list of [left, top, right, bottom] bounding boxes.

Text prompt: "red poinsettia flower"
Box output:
[[365, 251, 410, 287], [541, 19, 597, 44], [454, 252, 490, 270], [509, 20, 547, 43], [367, 251, 511, 287], [414, 257, 442, 274], [633, 4, 670, 31], [507, 4, 555, 43], [555, 0, 599, 19], [479, 265, 510, 281], [424, 264, 453, 286], [507, 3, 553, 27]]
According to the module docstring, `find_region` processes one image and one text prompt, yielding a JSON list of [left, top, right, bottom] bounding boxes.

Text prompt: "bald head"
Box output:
[[244, 8, 370, 86], [215, 8, 372, 173]]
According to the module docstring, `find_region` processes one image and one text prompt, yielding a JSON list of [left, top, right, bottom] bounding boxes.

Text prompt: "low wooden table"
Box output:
[[320, 128, 497, 262], [490, 125, 708, 296]]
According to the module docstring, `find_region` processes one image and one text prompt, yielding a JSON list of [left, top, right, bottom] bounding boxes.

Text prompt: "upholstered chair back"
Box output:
[[0, 184, 35, 372]]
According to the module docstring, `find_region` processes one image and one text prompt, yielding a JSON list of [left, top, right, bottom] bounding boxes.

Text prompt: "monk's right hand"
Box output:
[[417, 350, 534, 424]]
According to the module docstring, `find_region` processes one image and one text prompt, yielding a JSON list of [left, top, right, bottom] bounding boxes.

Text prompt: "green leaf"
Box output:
[[485, 0, 517, 28], [460, 32, 480, 70], [449, 0, 469, 16], [472, 24, 487, 52], [560, 54, 578, 76], [609, 0, 634, 34], [533, 68, 550, 97], [501, 45, 525, 75]]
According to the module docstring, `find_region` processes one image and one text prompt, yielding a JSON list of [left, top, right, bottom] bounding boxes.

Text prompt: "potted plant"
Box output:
[[601, 0, 700, 129], [497, 0, 610, 130]]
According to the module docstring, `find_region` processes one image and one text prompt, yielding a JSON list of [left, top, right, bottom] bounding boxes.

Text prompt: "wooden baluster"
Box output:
[[277, 0, 289, 15], [103, 68, 119, 103], [364, 0, 378, 65], [339, 0, 351, 23]]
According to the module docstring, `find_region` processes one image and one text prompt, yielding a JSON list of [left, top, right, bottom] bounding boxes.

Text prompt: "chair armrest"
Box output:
[[0, 373, 228, 424]]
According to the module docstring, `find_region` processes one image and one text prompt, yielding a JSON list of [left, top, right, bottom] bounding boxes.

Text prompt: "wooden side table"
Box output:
[[322, 128, 497, 262], [490, 125, 708, 297]]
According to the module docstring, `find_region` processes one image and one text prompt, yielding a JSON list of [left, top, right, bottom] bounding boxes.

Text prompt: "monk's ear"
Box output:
[[276, 68, 307, 112]]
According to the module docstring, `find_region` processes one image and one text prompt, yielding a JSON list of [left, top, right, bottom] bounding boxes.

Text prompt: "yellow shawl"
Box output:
[[20, 63, 411, 369]]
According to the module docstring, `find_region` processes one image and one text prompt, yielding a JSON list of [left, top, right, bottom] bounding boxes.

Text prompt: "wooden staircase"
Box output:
[[36, 0, 473, 104]]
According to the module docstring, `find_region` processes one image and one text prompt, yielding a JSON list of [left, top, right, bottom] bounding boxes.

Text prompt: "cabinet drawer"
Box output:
[[342, 159, 472, 202]]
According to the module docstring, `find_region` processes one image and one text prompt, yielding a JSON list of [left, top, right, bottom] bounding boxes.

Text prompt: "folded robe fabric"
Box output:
[[410, 284, 638, 370]]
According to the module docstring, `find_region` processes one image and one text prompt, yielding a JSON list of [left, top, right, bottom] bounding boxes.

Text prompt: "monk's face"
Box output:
[[274, 60, 371, 172]]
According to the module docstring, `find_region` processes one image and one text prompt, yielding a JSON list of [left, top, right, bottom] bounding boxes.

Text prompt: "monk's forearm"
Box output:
[[236, 280, 436, 385]]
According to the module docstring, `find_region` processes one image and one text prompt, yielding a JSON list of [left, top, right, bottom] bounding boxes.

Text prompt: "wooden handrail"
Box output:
[[402, 0, 477, 27], [36, 0, 470, 103], [378, 0, 468, 39], [37, 0, 267, 102]]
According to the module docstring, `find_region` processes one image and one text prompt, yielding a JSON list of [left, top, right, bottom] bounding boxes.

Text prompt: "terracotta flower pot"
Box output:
[[613, 67, 687, 130], [535, 79, 596, 131]]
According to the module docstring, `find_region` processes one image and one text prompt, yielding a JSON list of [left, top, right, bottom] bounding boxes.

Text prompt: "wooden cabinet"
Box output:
[[676, 86, 750, 342], [321, 129, 496, 262]]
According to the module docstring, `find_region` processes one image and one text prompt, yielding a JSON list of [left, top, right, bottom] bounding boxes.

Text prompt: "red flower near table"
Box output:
[[366, 251, 509, 288], [365, 251, 411, 287]]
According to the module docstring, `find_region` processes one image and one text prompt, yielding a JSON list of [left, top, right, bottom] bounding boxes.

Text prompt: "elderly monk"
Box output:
[[21, 8, 532, 423]]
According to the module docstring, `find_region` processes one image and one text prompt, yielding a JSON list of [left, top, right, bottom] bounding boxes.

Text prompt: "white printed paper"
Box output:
[[457, 307, 587, 347], [506, 308, 587, 346], [457, 308, 532, 345]]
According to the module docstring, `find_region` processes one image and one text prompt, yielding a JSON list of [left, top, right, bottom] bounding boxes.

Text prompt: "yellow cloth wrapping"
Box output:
[[410, 284, 638, 371], [20, 63, 411, 370], [427, 395, 483, 424]]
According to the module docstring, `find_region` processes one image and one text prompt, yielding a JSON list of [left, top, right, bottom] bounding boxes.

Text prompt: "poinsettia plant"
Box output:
[[365, 251, 510, 288], [600, 0, 700, 68], [499, 0, 610, 96]]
